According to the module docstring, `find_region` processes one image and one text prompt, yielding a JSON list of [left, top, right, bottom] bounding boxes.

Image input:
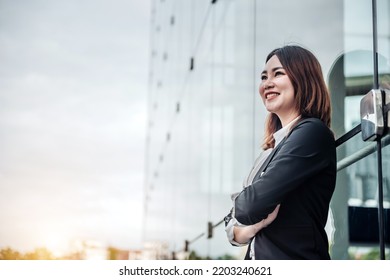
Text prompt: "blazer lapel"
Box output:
[[253, 136, 288, 181]]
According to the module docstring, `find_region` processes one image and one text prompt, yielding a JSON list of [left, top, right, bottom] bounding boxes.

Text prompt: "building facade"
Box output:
[[144, 0, 390, 259]]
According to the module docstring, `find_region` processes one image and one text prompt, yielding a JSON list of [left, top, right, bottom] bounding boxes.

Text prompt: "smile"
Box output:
[[265, 92, 280, 100]]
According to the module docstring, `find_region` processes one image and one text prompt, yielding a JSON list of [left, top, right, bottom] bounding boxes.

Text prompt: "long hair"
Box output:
[[262, 45, 331, 150]]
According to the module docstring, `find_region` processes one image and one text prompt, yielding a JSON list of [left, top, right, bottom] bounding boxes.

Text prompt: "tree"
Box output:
[[0, 247, 23, 260], [24, 247, 55, 260]]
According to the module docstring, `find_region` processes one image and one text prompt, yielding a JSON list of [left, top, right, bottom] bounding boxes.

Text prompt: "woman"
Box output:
[[225, 45, 337, 259]]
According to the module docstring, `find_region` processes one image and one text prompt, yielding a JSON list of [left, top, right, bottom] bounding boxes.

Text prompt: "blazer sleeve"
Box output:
[[234, 118, 335, 225]]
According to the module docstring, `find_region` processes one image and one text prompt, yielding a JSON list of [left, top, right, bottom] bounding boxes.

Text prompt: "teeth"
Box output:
[[266, 93, 279, 99]]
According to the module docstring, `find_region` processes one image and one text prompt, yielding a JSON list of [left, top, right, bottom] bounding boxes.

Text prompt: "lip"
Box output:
[[264, 91, 280, 100]]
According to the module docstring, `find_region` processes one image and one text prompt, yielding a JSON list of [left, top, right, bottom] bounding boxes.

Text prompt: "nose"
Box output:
[[263, 80, 274, 90]]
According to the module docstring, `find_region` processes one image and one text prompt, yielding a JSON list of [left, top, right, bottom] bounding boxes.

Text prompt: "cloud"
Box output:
[[0, 0, 150, 252]]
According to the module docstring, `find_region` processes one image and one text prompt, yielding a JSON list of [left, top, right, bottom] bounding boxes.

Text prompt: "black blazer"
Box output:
[[234, 118, 337, 259]]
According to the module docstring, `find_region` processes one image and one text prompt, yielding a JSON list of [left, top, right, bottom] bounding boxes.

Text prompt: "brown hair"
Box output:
[[262, 45, 331, 150]]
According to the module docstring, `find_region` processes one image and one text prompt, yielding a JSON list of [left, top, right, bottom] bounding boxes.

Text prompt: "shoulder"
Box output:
[[292, 118, 333, 137], [287, 118, 335, 148], [295, 117, 327, 128]]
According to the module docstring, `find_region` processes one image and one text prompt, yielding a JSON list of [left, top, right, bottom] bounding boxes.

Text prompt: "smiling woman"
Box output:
[[225, 45, 337, 260]]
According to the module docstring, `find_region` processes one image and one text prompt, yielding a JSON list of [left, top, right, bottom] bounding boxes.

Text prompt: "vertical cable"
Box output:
[[372, 0, 379, 89], [207, 2, 216, 258], [142, 0, 158, 248], [376, 138, 385, 260], [372, 0, 385, 260], [252, 0, 257, 160]]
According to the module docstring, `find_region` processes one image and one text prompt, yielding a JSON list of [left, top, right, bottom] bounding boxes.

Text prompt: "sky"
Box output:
[[0, 0, 150, 255]]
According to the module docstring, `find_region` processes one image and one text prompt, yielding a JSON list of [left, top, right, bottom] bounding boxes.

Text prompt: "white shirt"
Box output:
[[242, 117, 299, 189]]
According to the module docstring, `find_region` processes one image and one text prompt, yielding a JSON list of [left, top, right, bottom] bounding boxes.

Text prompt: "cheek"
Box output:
[[259, 85, 265, 100], [287, 91, 296, 106]]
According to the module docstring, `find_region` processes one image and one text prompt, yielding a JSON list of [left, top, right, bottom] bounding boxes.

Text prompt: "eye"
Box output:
[[261, 74, 267, 81], [274, 71, 284, 76]]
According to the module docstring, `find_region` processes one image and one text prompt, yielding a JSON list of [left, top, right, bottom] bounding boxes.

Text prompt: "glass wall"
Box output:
[[145, 0, 389, 259], [146, 0, 257, 259]]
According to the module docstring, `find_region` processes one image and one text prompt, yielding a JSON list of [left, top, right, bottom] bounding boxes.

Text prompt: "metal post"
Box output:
[[372, 0, 385, 260]]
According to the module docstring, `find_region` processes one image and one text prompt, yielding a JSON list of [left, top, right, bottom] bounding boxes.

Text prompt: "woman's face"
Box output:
[[259, 55, 298, 125]]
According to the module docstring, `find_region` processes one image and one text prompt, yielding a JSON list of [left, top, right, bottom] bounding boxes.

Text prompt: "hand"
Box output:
[[233, 204, 280, 244], [262, 204, 280, 228]]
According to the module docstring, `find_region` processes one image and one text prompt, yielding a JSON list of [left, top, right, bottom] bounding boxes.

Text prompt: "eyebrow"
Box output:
[[261, 66, 284, 75]]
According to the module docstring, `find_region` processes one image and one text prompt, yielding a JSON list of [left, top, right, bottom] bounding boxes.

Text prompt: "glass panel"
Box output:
[[145, 0, 257, 259], [377, 0, 390, 207], [340, 0, 390, 260], [377, 0, 390, 260], [345, 134, 390, 259], [382, 135, 390, 205]]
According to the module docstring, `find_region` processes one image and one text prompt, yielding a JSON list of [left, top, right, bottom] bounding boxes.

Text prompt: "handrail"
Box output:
[[335, 124, 361, 147], [337, 136, 390, 171]]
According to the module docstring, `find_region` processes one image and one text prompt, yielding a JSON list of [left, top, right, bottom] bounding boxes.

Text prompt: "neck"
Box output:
[[279, 113, 300, 127]]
